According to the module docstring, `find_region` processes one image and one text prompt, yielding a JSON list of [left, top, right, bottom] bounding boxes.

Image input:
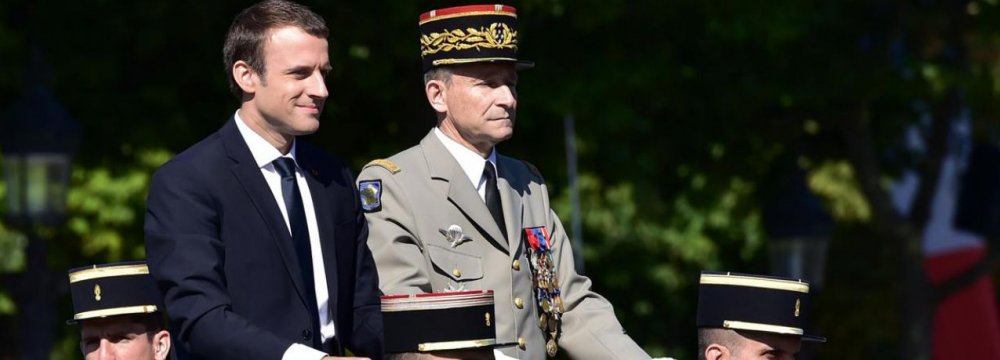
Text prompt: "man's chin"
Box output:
[[288, 119, 320, 136]]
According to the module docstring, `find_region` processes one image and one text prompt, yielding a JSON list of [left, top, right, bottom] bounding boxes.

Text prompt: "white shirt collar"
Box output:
[[433, 127, 497, 186], [234, 110, 297, 168]]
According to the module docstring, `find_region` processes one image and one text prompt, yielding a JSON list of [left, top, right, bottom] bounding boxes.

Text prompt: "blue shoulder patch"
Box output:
[[359, 180, 382, 212]]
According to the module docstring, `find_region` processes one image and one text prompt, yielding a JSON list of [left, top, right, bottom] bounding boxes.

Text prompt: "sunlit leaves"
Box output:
[[65, 148, 171, 261], [809, 161, 872, 222]]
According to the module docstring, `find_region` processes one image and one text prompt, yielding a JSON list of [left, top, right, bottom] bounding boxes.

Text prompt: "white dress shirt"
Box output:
[[235, 111, 334, 360], [433, 127, 497, 201]]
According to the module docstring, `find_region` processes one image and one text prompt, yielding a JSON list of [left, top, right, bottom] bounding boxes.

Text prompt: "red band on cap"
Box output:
[[419, 4, 517, 22]]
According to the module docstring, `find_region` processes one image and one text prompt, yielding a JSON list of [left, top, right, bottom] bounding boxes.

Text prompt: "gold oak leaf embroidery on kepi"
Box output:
[[421, 23, 517, 56]]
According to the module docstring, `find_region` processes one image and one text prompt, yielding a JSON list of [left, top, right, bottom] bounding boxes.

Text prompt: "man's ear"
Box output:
[[704, 343, 730, 360], [233, 60, 258, 95], [425, 79, 448, 113], [152, 330, 171, 360]]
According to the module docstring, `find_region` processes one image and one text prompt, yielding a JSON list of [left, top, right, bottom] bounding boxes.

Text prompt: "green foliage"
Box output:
[[0, 290, 15, 315], [66, 149, 172, 261], [553, 171, 765, 358], [809, 161, 871, 223]]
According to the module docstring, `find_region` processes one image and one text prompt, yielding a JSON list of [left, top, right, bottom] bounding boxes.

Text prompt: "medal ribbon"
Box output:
[[523, 227, 562, 357]]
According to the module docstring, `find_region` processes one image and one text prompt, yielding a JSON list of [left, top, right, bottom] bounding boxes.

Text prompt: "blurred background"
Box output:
[[2, 0, 1000, 359]]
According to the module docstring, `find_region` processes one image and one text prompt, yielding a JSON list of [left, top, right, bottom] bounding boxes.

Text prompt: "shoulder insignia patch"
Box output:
[[359, 180, 383, 212], [363, 159, 400, 174]]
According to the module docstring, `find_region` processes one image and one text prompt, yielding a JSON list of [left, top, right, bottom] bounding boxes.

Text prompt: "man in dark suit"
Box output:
[[143, 1, 382, 359]]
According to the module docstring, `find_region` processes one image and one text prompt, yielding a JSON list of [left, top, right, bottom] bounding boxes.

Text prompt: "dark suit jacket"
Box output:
[[144, 118, 383, 359]]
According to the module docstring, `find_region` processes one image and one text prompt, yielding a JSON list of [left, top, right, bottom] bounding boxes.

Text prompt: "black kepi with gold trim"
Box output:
[[419, 4, 533, 72], [382, 290, 501, 353], [697, 271, 825, 342], [67, 261, 162, 323]]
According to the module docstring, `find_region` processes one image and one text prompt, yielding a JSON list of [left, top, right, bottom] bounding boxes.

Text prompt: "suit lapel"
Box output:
[[220, 118, 313, 310], [421, 132, 509, 253], [297, 147, 339, 322]]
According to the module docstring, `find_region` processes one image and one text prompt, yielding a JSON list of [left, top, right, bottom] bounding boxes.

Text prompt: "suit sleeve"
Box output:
[[144, 161, 294, 359], [357, 166, 434, 295], [345, 167, 385, 358], [548, 210, 652, 360]]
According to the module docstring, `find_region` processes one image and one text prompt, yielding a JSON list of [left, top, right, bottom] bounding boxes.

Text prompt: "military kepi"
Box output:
[[419, 4, 533, 72], [382, 290, 500, 353], [68, 261, 162, 323], [697, 271, 825, 342]]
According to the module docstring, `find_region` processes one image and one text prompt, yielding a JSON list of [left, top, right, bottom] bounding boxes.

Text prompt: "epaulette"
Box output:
[[523, 160, 543, 179], [363, 159, 401, 174]]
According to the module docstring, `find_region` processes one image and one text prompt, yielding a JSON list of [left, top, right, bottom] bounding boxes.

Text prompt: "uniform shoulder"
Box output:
[[362, 159, 401, 174], [501, 155, 543, 178], [359, 143, 426, 177], [522, 160, 543, 179]]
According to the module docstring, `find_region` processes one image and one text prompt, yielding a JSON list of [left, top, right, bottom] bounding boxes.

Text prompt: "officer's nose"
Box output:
[[95, 339, 116, 360], [495, 84, 516, 108]]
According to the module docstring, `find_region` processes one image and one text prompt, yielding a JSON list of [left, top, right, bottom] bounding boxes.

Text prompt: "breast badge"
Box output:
[[439, 224, 472, 248]]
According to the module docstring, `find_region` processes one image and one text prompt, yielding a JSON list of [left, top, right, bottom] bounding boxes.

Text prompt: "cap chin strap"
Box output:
[[723, 320, 804, 336]]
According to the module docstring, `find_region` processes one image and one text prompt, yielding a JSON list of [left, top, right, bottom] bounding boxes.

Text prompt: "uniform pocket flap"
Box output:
[[426, 244, 484, 281]]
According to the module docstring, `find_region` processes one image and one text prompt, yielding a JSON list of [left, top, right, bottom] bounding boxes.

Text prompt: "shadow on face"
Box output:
[[734, 330, 802, 360], [79, 315, 169, 360]]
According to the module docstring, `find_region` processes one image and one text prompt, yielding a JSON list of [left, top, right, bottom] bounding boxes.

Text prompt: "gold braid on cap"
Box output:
[[421, 23, 517, 57]]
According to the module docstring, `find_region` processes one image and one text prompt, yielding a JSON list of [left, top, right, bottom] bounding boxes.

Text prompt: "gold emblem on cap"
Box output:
[[420, 23, 518, 57], [794, 298, 801, 317], [485, 312, 491, 326], [94, 284, 102, 301]]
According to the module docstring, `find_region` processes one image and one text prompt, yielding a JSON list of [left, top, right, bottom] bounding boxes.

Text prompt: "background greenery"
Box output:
[[2, 0, 1000, 359]]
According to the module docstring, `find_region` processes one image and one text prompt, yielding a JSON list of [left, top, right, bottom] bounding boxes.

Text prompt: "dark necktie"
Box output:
[[483, 161, 507, 240], [272, 158, 319, 316]]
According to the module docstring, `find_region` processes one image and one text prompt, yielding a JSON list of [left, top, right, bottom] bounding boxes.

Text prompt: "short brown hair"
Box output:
[[223, 0, 329, 98]]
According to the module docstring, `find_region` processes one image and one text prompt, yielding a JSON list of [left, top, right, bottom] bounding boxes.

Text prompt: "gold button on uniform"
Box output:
[[512, 259, 520, 270], [514, 297, 524, 309], [452, 268, 462, 278], [517, 337, 526, 349]]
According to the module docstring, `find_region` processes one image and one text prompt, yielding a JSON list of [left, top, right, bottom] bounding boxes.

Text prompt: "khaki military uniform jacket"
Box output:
[[358, 131, 649, 360]]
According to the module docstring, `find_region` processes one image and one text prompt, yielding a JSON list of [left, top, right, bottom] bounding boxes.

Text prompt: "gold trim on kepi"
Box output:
[[69, 263, 150, 283], [697, 271, 826, 343], [418, 339, 497, 352], [417, 4, 533, 72], [67, 261, 163, 324], [74, 305, 159, 321], [723, 320, 804, 336], [700, 272, 809, 293]]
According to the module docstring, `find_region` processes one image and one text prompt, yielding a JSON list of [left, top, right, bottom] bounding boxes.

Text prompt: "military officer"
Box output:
[[68, 261, 172, 360], [696, 271, 826, 360], [357, 4, 651, 359]]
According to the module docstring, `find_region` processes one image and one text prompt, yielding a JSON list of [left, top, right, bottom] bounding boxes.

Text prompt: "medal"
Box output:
[[546, 339, 558, 357], [523, 226, 562, 358]]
